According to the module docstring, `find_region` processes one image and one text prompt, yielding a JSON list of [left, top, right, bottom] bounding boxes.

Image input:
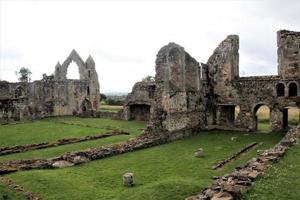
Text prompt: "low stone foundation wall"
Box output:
[[186, 125, 300, 200], [95, 111, 124, 120], [0, 127, 200, 174], [212, 142, 258, 170], [0, 130, 128, 156]]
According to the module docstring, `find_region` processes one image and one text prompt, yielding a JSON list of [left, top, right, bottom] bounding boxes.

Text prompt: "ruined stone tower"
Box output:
[[278, 30, 300, 79]]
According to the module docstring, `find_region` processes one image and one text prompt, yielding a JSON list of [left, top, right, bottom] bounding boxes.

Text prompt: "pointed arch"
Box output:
[[55, 50, 86, 80], [62, 50, 85, 71]]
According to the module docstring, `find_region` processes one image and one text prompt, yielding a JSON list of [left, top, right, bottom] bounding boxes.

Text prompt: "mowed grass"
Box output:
[[0, 112, 298, 200], [0, 120, 101, 147], [0, 117, 145, 199], [0, 116, 145, 148], [100, 105, 123, 113], [0, 117, 146, 162], [7, 131, 282, 200], [0, 183, 25, 200], [0, 120, 283, 200]]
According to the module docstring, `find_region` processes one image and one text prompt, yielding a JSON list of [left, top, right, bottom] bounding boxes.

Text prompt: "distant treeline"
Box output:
[[100, 93, 127, 105]]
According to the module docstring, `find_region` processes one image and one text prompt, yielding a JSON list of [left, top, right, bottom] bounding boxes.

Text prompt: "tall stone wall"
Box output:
[[149, 43, 206, 132], [147, 30, 300, 134], [206, 30, 300, 132]]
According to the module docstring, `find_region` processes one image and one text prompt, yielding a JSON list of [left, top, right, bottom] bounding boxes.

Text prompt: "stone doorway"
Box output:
[[81, 99, 92, 116], [283, 107, 300, 130], [253, 104, 271, 132], [129, 104, 150, 121]]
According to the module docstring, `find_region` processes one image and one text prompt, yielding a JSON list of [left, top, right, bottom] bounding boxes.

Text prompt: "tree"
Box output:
[[100, 93, 107, 101], [16, 67, 32, 83]]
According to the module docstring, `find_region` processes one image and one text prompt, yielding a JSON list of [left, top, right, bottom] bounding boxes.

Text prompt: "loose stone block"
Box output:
[[194, 148, 204, 157], [52, 160, 74, 168], [123, 172, 134, 187]]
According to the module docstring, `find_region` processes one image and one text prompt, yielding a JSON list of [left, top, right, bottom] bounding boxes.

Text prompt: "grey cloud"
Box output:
[[95, 48, 146, 63], [245, 0, 300, 27]]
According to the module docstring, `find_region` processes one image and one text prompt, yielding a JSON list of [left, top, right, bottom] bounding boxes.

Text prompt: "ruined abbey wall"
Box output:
[[143, 30, 300, 133], [148, 43, 206, 132], [1, 29, 299, 133], [0, 50, 100, 121]]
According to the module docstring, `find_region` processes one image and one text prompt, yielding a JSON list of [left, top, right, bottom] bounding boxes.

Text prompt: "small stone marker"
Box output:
[[52, 160, 74, 168], [73, 156, 90, 164], [194, 148, 204, 157], [123, 172, 134, 187], [231, 137, 238, 141]]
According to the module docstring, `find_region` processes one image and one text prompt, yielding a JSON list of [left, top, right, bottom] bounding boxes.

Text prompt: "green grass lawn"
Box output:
[[0, 117, 145, 162], [0, 120, 100, 147], [0, 117, 291, 200], [0, 183, 25, 200], [99, 105, 123, 113], [0, 117, 145, 148]]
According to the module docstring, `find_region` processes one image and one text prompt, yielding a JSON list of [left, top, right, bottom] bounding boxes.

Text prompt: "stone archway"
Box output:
[[81, 99, 92, 116], [252, 103, 271, 132], [283, 106, 300, 130]]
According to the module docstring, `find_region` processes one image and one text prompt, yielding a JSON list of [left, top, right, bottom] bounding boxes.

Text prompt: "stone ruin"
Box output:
[[125, 30, 300, 133], [1, 30, 299, 133], [123, 80, 155, 121], [0, 50, 100, 121]]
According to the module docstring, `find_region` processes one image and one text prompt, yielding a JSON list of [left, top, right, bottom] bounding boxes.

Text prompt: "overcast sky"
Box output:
[[0, 0, 299, 93]]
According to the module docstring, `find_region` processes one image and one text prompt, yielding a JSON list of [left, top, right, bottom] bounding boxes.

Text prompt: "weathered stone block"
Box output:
[[123, 172, 134, 187], [194, 148, 204, 158]]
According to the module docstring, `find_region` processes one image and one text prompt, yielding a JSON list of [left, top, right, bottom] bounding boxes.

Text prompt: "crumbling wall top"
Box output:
[[155, 42, 200, 92], [277, 30, 300, 79], [207, 35, 239, 81]]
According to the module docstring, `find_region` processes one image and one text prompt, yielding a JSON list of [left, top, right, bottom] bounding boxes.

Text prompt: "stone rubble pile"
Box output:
[[186, 125, 300, 200]]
